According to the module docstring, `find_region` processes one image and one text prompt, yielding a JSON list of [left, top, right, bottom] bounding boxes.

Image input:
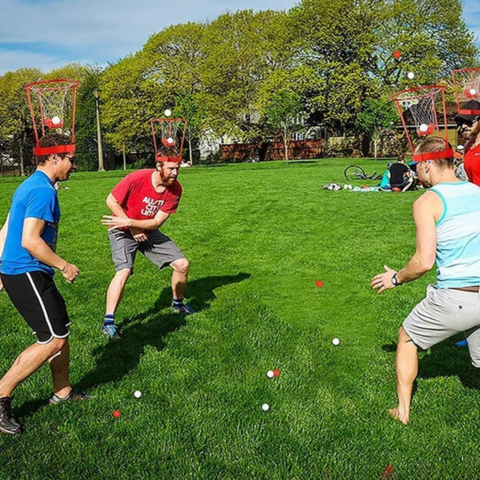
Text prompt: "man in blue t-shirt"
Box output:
[[0, 133, 88, 435]]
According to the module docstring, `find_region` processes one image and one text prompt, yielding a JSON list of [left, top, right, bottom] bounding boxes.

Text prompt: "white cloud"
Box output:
[[0, 0, 298, 66], [0, 48, 93, 74]]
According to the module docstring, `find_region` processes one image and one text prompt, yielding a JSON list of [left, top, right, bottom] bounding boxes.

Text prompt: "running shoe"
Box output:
[[0, 397, 21, 435], [102, 323, 122, 340]]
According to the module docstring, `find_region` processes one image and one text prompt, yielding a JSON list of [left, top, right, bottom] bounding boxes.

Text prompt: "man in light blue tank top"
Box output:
[[371, 137, 480, 425]]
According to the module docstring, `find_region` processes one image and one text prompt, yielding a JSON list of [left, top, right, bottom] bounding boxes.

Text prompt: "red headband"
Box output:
[[413, 148, 454, 162], [34, 144, 76, 156], [156, 155, 182, 163]]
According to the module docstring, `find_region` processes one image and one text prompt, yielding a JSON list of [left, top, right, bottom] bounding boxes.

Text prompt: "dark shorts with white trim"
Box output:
[[1, 271, 70, 344]]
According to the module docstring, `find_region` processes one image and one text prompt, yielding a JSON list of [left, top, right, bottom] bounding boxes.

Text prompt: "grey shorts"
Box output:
[[108, 229, 184, 273], [403, 285, 480, 367]]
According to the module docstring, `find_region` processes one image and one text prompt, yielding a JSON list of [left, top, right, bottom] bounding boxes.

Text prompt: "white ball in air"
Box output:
[[164, 109, 172, 117], [407, 72, 414, 79]]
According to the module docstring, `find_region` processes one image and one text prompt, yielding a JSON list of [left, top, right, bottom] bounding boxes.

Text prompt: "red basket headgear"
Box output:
[[391, 85, 453, 162], [25, 79, 79, 157], [150, 118, 187, 163]]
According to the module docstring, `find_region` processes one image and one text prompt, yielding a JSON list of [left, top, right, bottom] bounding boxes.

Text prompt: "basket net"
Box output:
[[391, 86, 452, 161], [452, 69, 480, 115], [151, 118, 187, 162], [25, 79, 79, 155]]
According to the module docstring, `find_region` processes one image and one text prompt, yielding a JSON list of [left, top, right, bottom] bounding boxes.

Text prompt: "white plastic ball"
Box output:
[[419, 123, 428, 133], [470, 89, 477, 96], [407, 72, 414, 79], [134, 390, 142, 398], [267, 370, 274, 378], [164, 109, 172, 117], [332, 338, 340, 346], [167, 137, 174, 144], [262, 403, 270, 411], [52, 116, 61, 125]]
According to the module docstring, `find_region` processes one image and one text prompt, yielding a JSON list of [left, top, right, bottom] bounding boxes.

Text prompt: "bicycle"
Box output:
[[344, 165, 383, 181]]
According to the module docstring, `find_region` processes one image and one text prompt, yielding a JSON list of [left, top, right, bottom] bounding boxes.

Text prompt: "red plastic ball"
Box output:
[[113, 410, 121, 418], [316, 280, 324, 288], [393, 50, 401, 59], [273, 369, 280, 377]]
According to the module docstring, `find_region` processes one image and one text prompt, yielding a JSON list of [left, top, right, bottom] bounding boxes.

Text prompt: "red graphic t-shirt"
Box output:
[[111, 169, 182, 225], [464, 142, 480, 186]]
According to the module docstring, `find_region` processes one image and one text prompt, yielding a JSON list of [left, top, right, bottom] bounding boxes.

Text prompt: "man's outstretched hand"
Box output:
[[371, 265, 396, 294]]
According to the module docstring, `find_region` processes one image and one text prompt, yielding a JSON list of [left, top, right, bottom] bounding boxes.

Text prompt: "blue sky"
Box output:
[[0, 0, 478, 75]]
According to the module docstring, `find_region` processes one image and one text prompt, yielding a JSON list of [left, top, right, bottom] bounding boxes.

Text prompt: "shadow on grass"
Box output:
[[17, 273, 250, 420], [382, 337, 480, 391], [78, 273, 250, 391]]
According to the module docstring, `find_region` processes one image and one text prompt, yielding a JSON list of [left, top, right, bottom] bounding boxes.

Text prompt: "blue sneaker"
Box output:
[[455, 338, 468, 347], [172, 303, 195, 315], [102, 324, 122, 340]]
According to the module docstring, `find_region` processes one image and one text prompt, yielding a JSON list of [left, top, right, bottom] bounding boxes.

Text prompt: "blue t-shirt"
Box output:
[[0, 170, 60, 276]]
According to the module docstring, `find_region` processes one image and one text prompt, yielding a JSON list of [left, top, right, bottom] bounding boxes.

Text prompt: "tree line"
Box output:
[[0, 0, 477, 170]]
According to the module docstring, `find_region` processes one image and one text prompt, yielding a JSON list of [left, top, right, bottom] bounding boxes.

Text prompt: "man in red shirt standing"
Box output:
[[455, 100, 480, 185], [101, 160, 192, 339]]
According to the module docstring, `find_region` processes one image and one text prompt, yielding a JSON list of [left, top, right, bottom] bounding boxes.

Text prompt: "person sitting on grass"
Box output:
[[388, 154, 414, 192], [371, 137, 480, 425]]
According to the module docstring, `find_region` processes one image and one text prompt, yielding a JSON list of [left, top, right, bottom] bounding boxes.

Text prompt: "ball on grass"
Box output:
[[332, 338, 340, 346], [316, 280, 324, 288], [273, 369, 280, 377], [134, 390, 142, 398], [113, 409, 121, 418], [165, 109, 172, 117], [407, 72, 414, 79], [262, 403, 270, 411], [267, 370, 274, 378]]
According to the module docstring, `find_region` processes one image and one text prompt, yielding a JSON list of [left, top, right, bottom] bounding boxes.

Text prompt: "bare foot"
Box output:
[[388, 408, 409, 425]]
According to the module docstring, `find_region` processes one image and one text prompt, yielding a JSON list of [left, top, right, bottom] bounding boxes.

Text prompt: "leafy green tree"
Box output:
[[75, 68, 103, 170], [202, 10, 296, 141], [265, 90, 304, 163], [356, 98, 398, 158], [0, 68, 42, 175], [100, 52, 160, 157], [173, 91, 207, 165]]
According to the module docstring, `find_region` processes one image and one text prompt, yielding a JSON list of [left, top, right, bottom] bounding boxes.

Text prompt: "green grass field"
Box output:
[[1, 159, 480, 479]]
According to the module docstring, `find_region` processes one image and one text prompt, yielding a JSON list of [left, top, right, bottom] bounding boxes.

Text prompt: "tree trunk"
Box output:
[[374, 138, 377, 160], [123, 144, 127, 170], [20, 132, 25, 176], [284, 127, 289, 164], [188, 138, 193, 165]]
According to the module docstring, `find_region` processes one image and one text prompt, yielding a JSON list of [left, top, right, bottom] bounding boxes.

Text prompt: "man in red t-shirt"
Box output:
[[100, 161, 193, 339], [455, 100, 480, 185]]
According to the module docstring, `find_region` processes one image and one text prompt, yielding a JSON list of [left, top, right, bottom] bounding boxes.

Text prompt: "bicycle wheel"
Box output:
[[344, 165, 366, 181]]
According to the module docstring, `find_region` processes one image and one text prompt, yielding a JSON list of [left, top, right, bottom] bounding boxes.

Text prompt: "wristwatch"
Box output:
[[391, 272, 401, 287]]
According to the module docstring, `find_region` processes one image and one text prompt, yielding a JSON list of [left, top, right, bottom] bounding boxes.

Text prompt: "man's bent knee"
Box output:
[[115, 268, 131, 282], [48, 337, 68, 354], [398, 325, 412, 343], [171, 258, 189, 275]]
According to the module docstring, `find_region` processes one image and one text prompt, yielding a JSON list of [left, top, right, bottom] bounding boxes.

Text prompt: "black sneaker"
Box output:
[[49, 388, 90, 405], [0, 397, 21, 435]]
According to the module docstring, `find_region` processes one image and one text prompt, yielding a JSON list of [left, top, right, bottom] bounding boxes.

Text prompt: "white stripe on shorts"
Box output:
[[26, 271, 70, 341]]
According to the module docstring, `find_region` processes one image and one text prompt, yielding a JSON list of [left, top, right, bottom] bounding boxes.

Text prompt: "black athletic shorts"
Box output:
[[1, 271, 70, 344]]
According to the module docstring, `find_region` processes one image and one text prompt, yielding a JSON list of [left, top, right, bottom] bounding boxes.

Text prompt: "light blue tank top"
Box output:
[[431, 181, 480, 288]]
